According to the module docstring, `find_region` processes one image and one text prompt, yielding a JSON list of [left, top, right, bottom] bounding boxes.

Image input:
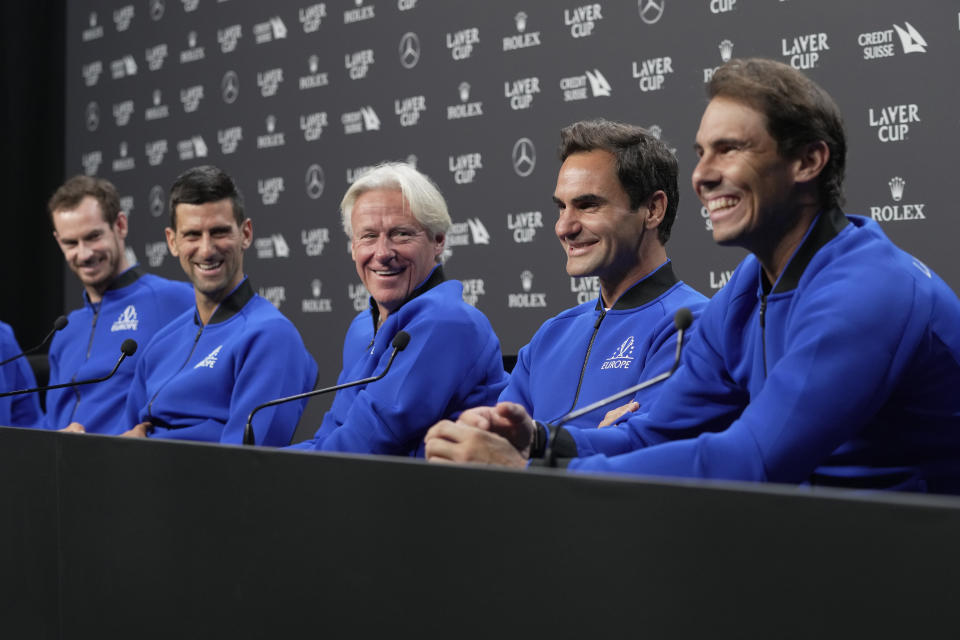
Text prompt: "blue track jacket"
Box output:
[[122, 278, 318, 446], [501, 261, 706, 429], [0, 322, 42, 427], [290, 266, 508, 456], [559, 210, 960, 494], [44, 268, 194, 431]]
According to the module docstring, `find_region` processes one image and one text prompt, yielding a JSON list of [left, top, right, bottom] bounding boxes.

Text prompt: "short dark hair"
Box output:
[[48, 175, 122, 226], [168, 165, 245, 229], [558, 119, 679, 245], [708, 58, 847, 209]]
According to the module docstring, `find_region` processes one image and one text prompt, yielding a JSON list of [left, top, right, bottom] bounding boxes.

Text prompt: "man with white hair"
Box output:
[[288, 163, 508, 456]]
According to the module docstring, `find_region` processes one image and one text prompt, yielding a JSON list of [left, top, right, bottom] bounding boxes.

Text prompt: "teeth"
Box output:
[[196, 262, 222, 271], [373, 268, 402, 276], [708, 197, 739, 212]]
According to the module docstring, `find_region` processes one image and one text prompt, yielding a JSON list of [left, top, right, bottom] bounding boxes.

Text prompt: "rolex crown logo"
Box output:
[[520, 270, 533, 292], [719, 39, 734, 62], [515, 12, 528, 32], [889, 176, 905, 202]]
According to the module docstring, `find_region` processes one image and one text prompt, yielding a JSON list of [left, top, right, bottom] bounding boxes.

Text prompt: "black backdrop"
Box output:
[[0, 2, 66, 348]]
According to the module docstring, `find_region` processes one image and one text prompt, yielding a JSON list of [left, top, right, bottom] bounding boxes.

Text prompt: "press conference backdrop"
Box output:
[[65, 0, 960, 428]]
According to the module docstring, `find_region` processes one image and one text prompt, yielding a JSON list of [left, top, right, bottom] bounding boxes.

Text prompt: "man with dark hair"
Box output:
[[118, 165, 317, 445], [427, 59, 960, 494], [425, 120, 705, 458], [45, 175, 194, 432]]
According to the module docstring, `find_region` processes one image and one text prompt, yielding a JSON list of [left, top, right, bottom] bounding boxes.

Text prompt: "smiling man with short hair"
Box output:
[[117, 165, 317, 445], [288, 162, 507, 456], [44, 175, 193, 433], [424, 120, 705, 461]]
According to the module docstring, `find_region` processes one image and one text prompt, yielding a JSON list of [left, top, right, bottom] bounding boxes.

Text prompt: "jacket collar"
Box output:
[[83, 266, 144, 306], [768, 207, 849, 295], [597, 261, 679, 311], [369, 265, 446, 330], [196, 277, 255, 325]]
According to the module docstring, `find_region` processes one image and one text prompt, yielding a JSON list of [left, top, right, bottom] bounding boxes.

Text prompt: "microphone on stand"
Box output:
[[0, 339, 137, 398], [0, 316, 68, 366], [242, 331, 411, 445]]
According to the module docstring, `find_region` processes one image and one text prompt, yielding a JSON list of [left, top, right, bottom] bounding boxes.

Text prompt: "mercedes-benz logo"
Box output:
[[639, 0, 665, 24], [85, 102, 99, 131], [512, 137, 536, 177], [150, 0, 165, 21], [399, 32, 421, 69], [305, 164, 325, 200], [221, 70, 239, 104], [149, 185, 166, 218]]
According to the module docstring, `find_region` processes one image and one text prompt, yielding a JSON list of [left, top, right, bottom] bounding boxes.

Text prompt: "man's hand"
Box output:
[[456, 402, 537, 452], [59, 422, 86, 433], [598, 401, 639, 427], [120, 422, 153, 438], [424, 420, 528, 468]]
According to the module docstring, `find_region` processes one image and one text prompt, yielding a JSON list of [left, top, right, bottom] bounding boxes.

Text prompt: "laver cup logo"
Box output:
[[868, 103, 920, 142]]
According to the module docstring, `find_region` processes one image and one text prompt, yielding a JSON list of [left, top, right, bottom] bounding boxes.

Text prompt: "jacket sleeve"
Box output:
[[221, 321, 318, 446], [569, 274, 922, 482], [120, 347, 151, 432], [0, 324, 43, 427], [497, 339, 536, 414], [40, 338, 61, 429], [307, 314, 506, 455], [564, 306, 744, 458]]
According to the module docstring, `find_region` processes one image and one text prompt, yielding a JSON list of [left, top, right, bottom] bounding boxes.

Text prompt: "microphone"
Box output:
[[242, 330, 411, 445], [543, 307, 693, 465], [0, 316, 68, 366], [0, 339, 137, 398]]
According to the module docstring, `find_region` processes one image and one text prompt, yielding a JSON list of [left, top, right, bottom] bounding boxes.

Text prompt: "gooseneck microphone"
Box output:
[[0, 316, 69, 366], [542, 307, 693, 466], [0, 339, 137, 398], [242, 330, 411, 446]]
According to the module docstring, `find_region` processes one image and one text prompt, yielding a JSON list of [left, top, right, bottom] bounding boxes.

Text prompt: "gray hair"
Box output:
[[340, 163, 451, 256]]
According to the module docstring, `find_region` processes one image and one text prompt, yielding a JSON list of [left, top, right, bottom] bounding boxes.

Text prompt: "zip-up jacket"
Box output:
[[0, 321, 42, 427], [501, 261, 707, 429], [561, 210, 960, 493], [122, 278, 318, 445], [44, 267, 194, 431], [289, 266, 508, 456]]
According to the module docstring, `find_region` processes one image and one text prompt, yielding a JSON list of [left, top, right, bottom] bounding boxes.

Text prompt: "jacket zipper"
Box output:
[[759, 295, 768, 378], [67, 305, 100, 422], [566, 309, 606, 416], [145, 324, 205, 418]]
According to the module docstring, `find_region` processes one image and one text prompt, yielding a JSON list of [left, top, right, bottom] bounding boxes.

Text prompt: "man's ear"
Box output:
[[165, 227, 178, 256], [794, 140, 830, 185], [113, 212, 129, 240], [644, 190, 668, 230], [240, 218, 253, 250]]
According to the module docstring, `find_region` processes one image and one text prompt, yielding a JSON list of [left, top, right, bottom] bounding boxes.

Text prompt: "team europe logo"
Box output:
[[194, 346, 223, 369], [601, 337, 636, 370], [110, 305, 139, 332]]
